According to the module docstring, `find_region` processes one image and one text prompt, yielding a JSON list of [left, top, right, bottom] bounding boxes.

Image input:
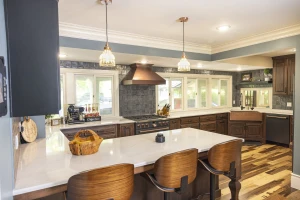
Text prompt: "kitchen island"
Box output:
[[14, 128, 243, 200]]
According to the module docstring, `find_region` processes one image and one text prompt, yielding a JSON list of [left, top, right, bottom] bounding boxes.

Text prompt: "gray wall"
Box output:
[[60, 61, 238, 116], [0, 0, 14, 199]]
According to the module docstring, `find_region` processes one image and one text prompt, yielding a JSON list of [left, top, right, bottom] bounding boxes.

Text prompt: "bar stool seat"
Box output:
[[66, 163, 134, 200], [199, 139, 242, 200], [142, 148, 198, 200]]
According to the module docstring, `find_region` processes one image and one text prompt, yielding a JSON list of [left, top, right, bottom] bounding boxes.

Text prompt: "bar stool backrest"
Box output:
[[153, 148, 198, 189], [67, 163, 134, 200], [208, 139, 242, 172]]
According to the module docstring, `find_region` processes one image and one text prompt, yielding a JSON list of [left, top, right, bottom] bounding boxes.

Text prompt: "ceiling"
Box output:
[[58, 0, 300, 46], [60, 47, 269, 71]]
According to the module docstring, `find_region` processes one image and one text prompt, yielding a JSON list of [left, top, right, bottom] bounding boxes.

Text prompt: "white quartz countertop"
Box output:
[[14, 128, 242, 196], [167, 108, 293, 119]]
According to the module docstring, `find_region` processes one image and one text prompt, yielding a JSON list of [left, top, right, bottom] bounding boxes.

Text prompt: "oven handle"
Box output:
[[138, 127, 169, 134]]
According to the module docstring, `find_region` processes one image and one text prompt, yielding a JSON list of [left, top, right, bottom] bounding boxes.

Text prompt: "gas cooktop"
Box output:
[[124, 115, 167, 122]]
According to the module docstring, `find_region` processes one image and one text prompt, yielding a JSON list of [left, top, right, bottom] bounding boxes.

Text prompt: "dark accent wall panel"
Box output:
[[5, 0, 60, 117]]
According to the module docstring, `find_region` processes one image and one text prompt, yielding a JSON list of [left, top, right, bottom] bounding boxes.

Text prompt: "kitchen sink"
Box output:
[[230, 111, 263, 121]]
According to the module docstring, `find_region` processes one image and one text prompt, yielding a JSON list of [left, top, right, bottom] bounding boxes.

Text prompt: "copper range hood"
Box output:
[[122, 63, 166, 85]]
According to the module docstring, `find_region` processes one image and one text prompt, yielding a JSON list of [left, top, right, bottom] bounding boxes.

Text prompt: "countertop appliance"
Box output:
[[266, 114, 290, 145], [124, 115, 170, 135], [67, 105, 85, 124]]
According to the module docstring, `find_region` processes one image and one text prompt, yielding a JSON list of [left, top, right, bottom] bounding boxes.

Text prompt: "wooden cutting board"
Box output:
[[21, 117, 38, 143]]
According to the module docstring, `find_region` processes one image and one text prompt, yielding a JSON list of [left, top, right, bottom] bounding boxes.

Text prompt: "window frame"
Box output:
[[156, 73, 232, 112], [60, 68, 119, 117]]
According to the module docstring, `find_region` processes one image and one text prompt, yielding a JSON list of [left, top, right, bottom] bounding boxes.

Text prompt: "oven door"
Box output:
[[136, 127, 169, 135]]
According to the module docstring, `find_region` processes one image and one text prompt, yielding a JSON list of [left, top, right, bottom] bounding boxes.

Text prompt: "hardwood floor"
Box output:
[[217, 144, 299, 200]]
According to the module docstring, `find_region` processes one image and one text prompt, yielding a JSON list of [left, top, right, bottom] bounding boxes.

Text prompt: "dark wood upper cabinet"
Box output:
[[273, 55, 295, 96], [5, 0, 60, 117]]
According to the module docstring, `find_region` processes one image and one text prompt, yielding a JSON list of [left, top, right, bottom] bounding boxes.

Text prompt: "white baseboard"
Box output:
[[291, 173, 300, 190]]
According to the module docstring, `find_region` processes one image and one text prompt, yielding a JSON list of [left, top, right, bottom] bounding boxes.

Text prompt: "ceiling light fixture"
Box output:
[[141, 59, 148, 64], [99, 0, 115, 67], [59, 54, 67, 58], [293, 48, 296, 52], [197, 63, 203, 68], [237, 66, 242, 71], [177, 17, 190, 72], [217, 25, 231, 32]]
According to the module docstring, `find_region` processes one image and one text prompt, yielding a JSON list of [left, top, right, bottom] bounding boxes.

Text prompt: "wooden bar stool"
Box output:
[[142, 148, 198, 200], [66, 163, 134, 200], [198, 139, 242, 200]]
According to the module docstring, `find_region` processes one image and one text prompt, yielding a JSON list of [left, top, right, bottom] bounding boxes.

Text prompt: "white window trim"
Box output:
[[156, 73, 232, 112], [60, 68, 120, 117], [240, 87, 273, 108], [60, 74, 66, 116]]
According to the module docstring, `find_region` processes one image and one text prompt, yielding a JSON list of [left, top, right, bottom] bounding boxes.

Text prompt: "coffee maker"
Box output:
[[67, 104, 85, 124]]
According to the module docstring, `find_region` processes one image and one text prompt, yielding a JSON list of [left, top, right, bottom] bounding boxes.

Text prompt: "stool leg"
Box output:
[[164, 192, 169, 200], [210, 173, 216, 200]]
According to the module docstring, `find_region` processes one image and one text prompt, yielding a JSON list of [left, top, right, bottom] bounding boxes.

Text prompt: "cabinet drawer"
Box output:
[[216, 113, 228, 120], [181, 123, 199, 129], [200, 115, 216, 122], [200, 121, 216, 131], [181, 117, 199, 124], [93, 125, 117, 139], [170, 119, 181, 130]]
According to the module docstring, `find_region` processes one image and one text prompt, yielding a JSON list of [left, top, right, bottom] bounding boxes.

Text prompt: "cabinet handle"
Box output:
[[266, 115, 288, 120]]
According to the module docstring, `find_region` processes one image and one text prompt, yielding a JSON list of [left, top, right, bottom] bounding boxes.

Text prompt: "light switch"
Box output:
[[287, 102, 292, 107]]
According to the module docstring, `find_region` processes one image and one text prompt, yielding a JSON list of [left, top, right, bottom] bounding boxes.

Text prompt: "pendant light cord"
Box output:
[[183, 20, 185, 53], [105, 1, 108, 45]]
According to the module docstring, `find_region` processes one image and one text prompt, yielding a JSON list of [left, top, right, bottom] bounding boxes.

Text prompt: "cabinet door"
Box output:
[[200, 121, 216, 132], [170, 119, 181, 130], [5, 0, 60, 117], [245, 123, 262, 139], [216, 120, 228, 135], [228, 122, 245, 138], [118, 123, 135, 137], [273, 58, 288, 95], [181, 123, 199, 129], [288, 57, 295, 95]]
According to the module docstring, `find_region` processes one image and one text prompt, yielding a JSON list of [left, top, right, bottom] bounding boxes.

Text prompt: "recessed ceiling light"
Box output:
[[59, 54, 67, 58], [141, 59, 148, 64], [293, 48, 296, 52], [237, 66, 242, 71], [197, 64, 203, 68], [217, 25, 231, 32]]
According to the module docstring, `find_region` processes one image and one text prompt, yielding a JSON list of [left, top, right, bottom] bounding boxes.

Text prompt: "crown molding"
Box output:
[[60, 22, 300, 55], [212, 23, 300, 54], [59, 22, 212, 54]]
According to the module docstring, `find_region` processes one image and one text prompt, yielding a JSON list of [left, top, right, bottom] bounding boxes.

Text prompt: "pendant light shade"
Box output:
[[99, 0, 115, 67], [177, 17, 190, 72]]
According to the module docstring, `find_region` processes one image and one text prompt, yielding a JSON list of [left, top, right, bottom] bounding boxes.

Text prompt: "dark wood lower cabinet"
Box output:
[[181, 123, 199, 129], [229, 121, 265, 143], [169, 118, 181, 130], [200, 121, 216, 132], [118, 123, 135, 137], [61, 125, 117, 141], [216, 119, 228, 135], [290, 116, 294, 149], [229, 122, 245, 138]]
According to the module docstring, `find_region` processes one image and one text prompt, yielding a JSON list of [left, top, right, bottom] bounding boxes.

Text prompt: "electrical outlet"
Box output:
[[287, 102, 292, 107], [15, 135, 19, 150], [233, 100, 236, 105]]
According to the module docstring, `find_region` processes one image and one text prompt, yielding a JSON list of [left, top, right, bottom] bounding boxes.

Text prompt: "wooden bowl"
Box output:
[[69, 129, 103, 156]]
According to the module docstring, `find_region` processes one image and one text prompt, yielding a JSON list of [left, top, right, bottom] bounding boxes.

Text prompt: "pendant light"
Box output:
[[177, 17, 190, 72], [99, 0, 115, 67]]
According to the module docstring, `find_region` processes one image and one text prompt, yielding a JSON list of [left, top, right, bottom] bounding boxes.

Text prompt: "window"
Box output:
[[171, 78, 183, 110], [75, 75, 94, 106], [157, 78, 169, 109], [187, 79, 197, 108], [156, 73, 232, 111], [240, 88, 272, 108], [198, 79, 207, 108], [61, 69, 119, 116], [211, 79, 229, 107]]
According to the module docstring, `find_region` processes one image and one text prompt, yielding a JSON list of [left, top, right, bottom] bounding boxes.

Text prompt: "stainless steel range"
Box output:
[[124, 115, 170, 135]]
